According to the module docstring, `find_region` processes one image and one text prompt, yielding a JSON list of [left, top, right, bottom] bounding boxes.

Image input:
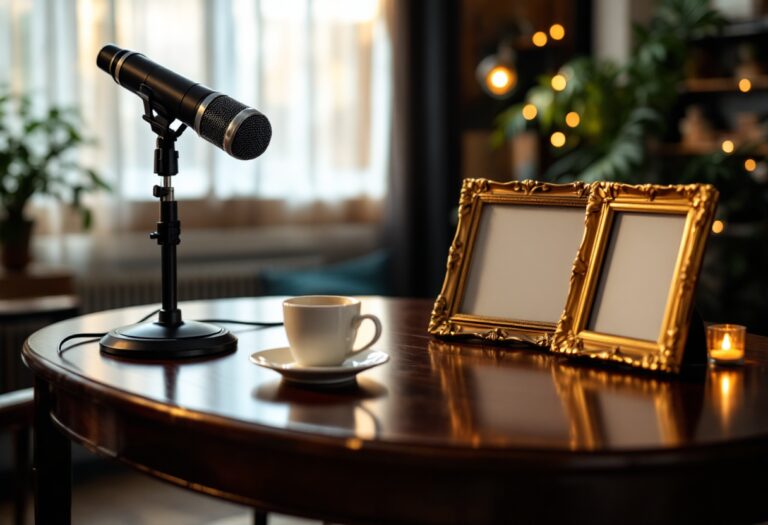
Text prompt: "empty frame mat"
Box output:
[[459, 205, 585, 323], [589, 212, 685, 341]]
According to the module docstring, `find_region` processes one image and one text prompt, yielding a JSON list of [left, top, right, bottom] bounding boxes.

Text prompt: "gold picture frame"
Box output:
[[552, 182, 719, 374], [428, 179, 591, 347]]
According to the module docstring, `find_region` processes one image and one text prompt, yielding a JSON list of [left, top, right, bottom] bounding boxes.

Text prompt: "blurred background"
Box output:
[[2, 0, 766, 334]]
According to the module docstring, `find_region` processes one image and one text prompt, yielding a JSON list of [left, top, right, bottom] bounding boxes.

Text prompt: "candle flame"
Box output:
[[722, 333, 732, 350]]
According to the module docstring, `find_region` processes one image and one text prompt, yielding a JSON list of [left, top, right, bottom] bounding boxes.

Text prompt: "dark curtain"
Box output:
[[385, 0, 462, 298]]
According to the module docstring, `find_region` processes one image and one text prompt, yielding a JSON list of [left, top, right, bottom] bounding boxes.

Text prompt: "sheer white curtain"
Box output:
[[0, 0, 391, 233]]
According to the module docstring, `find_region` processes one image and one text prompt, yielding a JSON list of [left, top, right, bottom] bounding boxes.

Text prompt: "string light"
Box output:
[[549, 24, 565, 40], [744, 158, 757, 172], [721, 140, 735, 154], [565, 111, 580, 127], [522, 104, 538, 120], [532, 31, 548, 47], [738, 78, 752, 93], [551, 74, 567, 91], [712, 220, 724, 234], [550, 132, 566, 148]]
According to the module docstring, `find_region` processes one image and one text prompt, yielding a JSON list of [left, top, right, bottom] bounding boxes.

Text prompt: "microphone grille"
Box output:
[[230, 113, 272, 160], [197, 95, 271, 160]]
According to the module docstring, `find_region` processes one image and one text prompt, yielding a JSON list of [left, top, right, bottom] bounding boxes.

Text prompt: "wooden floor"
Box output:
[[0, 461, 317, 525]]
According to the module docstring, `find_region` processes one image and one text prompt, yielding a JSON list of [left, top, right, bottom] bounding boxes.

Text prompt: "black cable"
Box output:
[[137, 308, 161, 323], [58, 306, 159, 355], [58, 333, 108, 355]]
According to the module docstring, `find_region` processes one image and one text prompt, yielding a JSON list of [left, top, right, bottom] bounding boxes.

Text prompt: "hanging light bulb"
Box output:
[[476, 39, 518, 99]]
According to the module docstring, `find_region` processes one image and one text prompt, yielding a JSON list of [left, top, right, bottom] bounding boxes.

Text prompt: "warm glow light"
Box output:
[[565, 111, 580, 127], [551, 74, 567, 91], [720, 374, 731, 397], [550, 131, 566, 148], [485, 66, 517, 96], [744, 158, 757, 172], [708, 324, 745, 365], [489, 68, 512, 88], [522, 103, 538, 120], [721, 140, 735, 154], [738, 78, 752, 93], [532, 31, 548, 47], [712, 220, 724, 234], [549, 24, 565, 40]]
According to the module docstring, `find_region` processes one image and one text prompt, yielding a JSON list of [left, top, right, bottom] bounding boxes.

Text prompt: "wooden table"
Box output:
[[22, 297, 768, 524]]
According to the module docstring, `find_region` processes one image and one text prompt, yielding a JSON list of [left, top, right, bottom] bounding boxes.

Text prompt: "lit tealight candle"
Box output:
[[707, 324, 746, 365]]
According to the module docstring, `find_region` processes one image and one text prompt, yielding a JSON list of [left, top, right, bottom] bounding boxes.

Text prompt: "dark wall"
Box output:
[[387, 0, 462, 298]]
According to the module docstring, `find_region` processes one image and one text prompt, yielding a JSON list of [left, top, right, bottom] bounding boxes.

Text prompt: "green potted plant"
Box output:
[[0, 91, 109, 271]]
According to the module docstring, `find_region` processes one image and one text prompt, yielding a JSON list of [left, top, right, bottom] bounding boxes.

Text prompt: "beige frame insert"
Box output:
[[552, 182, 719, 374], [428, 179, 591, 347]]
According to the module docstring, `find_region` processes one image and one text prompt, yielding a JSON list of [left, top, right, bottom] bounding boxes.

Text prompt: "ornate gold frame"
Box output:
[[552, 182, 719, 374], [428, 179, 590, 347]]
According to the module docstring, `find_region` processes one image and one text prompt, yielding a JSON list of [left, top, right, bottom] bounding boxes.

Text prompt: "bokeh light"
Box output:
[[550, 131, 566, 148], [532, 31, 548, 47], [549, 24, 565, 40], [522, 103, 538, 120], [738, 78, 752, 93], [565, 111, 580, 127], [551, 74, 567, 91]]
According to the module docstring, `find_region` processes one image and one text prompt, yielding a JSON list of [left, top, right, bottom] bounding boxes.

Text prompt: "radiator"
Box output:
[[76, 272, 264, 313]]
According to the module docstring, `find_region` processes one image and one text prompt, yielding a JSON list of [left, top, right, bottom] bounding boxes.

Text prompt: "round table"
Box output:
[[23, 297, 768, 524]]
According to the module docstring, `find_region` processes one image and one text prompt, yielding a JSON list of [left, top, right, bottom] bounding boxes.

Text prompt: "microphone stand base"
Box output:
[[100, 320, 237, 359]]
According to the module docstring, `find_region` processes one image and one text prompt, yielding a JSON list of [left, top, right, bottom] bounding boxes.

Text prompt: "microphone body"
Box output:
[[97, 44, 271, 160]]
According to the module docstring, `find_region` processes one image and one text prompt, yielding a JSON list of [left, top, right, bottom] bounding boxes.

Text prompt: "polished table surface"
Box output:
[[23, 297, 768, 524]]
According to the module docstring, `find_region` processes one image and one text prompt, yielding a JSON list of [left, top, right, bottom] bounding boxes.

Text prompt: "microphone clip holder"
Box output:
[[99, 85, 237, 359]]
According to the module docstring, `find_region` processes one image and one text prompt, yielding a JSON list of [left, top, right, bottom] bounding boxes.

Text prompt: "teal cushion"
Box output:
[[261, 250, 390, 296]]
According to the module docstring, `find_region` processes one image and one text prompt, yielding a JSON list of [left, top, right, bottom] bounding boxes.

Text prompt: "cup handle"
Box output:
[[351, 314, 382, 353]]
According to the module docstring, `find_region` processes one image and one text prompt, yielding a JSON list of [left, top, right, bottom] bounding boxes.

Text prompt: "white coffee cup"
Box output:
[[282, 296, 382, 367]]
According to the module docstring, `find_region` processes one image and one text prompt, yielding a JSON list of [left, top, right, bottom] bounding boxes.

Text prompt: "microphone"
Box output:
[[97, 44, 271, 160]]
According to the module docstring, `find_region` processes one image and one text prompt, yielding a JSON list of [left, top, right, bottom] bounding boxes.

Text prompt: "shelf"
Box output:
[[692, 18, 768, 41], [681, 75, 768, 93], [722, 18, 768, 37]]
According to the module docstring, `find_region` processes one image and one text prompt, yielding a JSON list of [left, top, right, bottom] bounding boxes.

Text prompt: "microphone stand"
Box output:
[[100, 86, 237, 358]]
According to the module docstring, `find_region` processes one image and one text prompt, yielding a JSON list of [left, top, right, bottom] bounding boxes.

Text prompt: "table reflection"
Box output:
[[253, 378, 385, 440], [707, 367, 745, 435], [427, 340, 704, 449]]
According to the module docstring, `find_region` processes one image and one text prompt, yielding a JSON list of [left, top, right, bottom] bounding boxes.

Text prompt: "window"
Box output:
[[0, 0, 391, 230]]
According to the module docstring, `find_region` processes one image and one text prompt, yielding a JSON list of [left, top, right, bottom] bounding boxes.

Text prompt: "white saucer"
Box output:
[[249, 347, 389, 386]]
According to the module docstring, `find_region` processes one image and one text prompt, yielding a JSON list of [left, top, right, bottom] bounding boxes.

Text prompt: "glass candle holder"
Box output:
[[707, 324, 746, 365]]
